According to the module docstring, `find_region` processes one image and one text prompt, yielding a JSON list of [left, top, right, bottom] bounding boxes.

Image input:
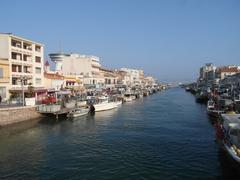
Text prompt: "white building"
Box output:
[[0, 33, 45, 100], [120, 68, 142, 85], [199, 63, 217, 83], [216, 65, 240, 80], [49, 53, 104, 87]]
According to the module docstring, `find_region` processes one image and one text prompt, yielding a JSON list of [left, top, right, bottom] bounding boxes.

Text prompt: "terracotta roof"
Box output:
[[217, 67, 239, 73], [44, 72, 64, 80]]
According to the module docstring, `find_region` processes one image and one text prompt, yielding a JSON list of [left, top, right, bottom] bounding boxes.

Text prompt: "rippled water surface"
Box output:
[[1, 88, 240, 179]]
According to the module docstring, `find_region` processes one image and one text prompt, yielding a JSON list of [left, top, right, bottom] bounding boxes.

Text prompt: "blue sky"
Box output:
[[1, 0, 240, 82]]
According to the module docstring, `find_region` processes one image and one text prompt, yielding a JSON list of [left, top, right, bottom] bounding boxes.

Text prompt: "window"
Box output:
[[18, 65, 22, 72], [0, 87, 6, 98], [23, 54, 31, 62], [35, 45, 41, 52], [12, 77, 18, 85], [35, 78, 42, 85], [11, 40, 21, 48], [0, 68, 3, 78], [12, 65, 17, 72], [12, 52, 22, 60], [35, 67, 41, 74], [12, 52, 17, 60], [23, 43, 32, 50], [24, 66, 30, 73], [35, 56, 41, 63]]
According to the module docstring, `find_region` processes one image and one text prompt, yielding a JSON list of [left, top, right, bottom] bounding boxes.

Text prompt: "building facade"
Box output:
[[99, 67, 117, 88], [0, 33, 45, 100], [215, 65, 240, 80], [120, 68, 143, 85], [0, 58, 10, 100], [199, 63, 217, 84], [49, 53, 104, 87]]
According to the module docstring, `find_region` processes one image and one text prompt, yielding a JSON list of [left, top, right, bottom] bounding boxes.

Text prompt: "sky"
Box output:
[[1, 0, 240, 82]]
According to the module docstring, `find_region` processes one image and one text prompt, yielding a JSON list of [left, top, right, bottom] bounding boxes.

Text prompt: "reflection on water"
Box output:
[[0, 88, 240, 179]]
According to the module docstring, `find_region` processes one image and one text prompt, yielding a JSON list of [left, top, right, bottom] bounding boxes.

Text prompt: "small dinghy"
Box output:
[[67, 108, 89, 118]]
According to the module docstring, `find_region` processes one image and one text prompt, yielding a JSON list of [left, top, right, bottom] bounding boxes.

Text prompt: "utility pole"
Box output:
[[19, 75, 28, 106]]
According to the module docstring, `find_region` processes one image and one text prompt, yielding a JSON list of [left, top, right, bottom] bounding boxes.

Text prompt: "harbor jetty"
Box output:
[[0, 106, 43, 127]]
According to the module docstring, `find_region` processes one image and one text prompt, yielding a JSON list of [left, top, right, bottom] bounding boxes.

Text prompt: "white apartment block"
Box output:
[[120, 68, 142, 85], [49, 53, 104, 86], [0, 33, 44, 100]]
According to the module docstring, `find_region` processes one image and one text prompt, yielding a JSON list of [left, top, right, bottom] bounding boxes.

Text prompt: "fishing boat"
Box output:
[[207, 100, 224, 118], [77, 100, 87, 107], [67, 108, 89, 118], [185, 87, 190, 92], [37, 104, 61, 113], [93, 96, 118, 112], [123, 93, 136, 102], [115, 100, 123, 107], [196, 91, 209, 104], [65, 100, 76, 109], [216, 114, 240, 164]]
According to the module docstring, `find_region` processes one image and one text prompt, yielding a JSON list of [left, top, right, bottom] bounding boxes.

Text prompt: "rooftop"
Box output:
[[0, 33, 44, 46]]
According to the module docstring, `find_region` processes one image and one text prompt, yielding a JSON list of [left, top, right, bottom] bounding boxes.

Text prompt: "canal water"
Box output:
[[0, 88, 240, 179]]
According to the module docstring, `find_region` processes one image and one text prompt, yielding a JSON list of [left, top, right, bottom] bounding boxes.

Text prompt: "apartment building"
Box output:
[[120, 68, 143, 85], [99, 67, 117, 88], [49, 53, 104, 87], [215, 65, 240, 80], [199, 63, 217, 83], [0, 33, 45, 100]]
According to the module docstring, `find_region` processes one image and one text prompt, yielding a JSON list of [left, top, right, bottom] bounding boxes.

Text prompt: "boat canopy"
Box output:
[[221, 114, 240, 124]]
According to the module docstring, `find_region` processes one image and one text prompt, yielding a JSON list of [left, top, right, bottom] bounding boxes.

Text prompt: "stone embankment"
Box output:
[[0, 106, 43, 127]]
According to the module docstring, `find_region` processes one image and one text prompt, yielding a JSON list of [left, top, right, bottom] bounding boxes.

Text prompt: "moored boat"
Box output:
[[67, 108, 89, 118], [115, 100, 123, 106], [207, 100, 224, 118], [93, 96, 118, 112], [123, 93, 136, 102], [216, 114, 240, 164]]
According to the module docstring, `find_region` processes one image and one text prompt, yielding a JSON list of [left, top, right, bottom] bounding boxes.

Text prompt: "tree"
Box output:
[[26, 83, 35, 98]]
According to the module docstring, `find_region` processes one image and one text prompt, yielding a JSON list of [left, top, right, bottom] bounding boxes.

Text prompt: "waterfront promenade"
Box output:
[[0, 88, 239, 179]]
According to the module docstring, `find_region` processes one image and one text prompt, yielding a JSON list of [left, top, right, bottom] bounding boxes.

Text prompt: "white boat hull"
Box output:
[[94, 102, 117, 112], [115, 101, 122, 106], [67, 109, 89, 118]]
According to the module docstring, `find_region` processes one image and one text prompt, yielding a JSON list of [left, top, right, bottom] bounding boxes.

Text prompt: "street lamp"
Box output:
[[19, 75, 29, 106]]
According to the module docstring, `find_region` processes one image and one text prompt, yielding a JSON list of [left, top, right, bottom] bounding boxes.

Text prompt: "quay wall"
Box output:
[[0, 106, 43, 127]]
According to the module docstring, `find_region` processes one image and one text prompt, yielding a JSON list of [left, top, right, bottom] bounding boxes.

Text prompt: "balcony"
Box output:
[[11, 52, 22, 62], [23, 54, 32, 63], [23, 66, 32, 74], [12, 75, 33, 86], [23, 43, 32, 51], [35, 45, 41, 52], [11, 39, 22, 48]]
